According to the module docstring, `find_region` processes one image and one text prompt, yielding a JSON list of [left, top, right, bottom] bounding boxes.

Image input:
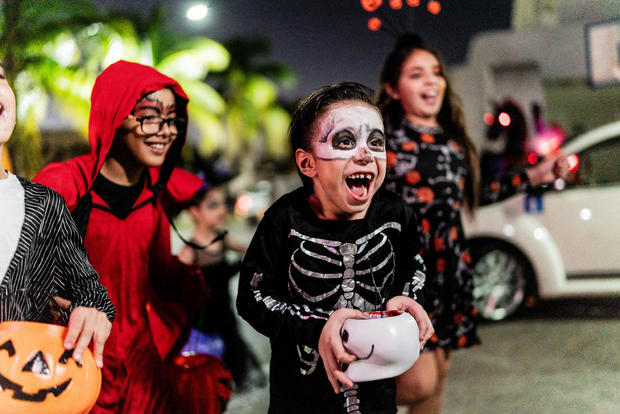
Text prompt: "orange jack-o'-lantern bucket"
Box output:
[[0, 321, 101, 414]]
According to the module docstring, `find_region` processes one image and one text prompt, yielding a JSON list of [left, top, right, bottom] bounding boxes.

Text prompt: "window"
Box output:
[[575, 135, 620, 187]]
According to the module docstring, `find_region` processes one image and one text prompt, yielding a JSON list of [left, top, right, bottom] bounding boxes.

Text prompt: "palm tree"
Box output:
[[209, 36, 296, 191], [0, 0, 101, 176], [106, 6, 230, 156], [0, 1, 230, 177]]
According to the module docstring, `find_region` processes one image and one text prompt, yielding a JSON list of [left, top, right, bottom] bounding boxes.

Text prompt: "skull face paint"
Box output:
[[314, 105, 386, 162], [307, 102, 386, 220]]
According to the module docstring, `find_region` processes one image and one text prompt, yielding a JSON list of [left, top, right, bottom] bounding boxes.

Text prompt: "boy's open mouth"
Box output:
[[346, 173, 373, 199], [0, 103, 5, 119]]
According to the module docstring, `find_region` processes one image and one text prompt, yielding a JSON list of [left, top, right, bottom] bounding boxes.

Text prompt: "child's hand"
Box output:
[[318, 308, 368, 393], [526, 151, 568, 186], [64, 307, 112, 368], [386, 296, 434, 349]]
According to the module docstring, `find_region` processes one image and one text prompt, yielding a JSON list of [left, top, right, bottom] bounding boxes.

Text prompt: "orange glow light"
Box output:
[[235, 194, 253, 213], [390, 0, 403, 9], [498, 112, 511, 126], [407, 0, 420, 6], [427, 0, 441, 14], [483, 112, 494, 126], [567, 154, 579, 172], [368, 17, 382, 31], [361, 0, 383, 12]]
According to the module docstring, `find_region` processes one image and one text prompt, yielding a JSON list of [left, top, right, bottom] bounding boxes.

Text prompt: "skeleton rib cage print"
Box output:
[[288, 222, 424, 312], [237, 189, 427, 413]]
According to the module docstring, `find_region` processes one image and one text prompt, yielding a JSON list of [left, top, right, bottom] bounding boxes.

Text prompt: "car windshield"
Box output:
[[572, 135, 620, 187]]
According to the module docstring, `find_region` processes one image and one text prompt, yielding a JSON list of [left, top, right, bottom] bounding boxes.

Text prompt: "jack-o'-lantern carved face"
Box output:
[[0, 321, 101, 414]]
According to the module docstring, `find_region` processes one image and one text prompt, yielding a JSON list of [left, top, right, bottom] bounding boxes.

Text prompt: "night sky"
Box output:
[[98, 0, 514, 101]]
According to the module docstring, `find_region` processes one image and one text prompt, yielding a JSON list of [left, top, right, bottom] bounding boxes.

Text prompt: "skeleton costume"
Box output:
[[237, 187, 426, 414]]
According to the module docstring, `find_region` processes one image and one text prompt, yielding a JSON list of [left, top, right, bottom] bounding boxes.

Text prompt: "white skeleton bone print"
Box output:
[[288, 222, 403, 311], [287, 221, 425, 375], [236, 188, 430, 413]]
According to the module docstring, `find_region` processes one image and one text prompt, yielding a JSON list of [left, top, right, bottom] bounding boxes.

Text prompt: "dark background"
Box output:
[[97, 0, 513, 100]]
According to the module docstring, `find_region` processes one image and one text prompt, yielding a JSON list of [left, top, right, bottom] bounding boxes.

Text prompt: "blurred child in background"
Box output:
[[179, 176, 266, 392], [378, 34, 567, 414]]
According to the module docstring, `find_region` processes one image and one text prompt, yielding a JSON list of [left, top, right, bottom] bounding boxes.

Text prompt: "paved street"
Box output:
[[226, 294, 620, 414], [439, 315, 620, 413]]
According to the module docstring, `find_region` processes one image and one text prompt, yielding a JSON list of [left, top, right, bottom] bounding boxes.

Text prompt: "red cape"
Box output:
[[35, 60, 206, 411]]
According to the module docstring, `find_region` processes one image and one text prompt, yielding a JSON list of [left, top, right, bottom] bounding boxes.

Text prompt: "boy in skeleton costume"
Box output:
[[237, 82, 433, 414]]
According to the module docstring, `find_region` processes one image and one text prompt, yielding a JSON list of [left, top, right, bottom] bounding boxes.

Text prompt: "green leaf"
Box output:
[[190, 110, 227, 156], [157, 38, 229, 79], [262, 106, 291, 158], [243, 75, 277, 110], [179, 78, 226, 114]]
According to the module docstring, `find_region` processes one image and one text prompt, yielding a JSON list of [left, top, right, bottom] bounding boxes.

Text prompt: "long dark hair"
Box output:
[[377, 34, 480, 214]]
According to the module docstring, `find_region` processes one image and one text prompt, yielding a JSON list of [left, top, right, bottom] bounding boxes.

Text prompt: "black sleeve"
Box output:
[[236, 211, 330, 348], [391, 202, 426, 307], [480, 170, 531, 206], [47, 189, 116, 322]]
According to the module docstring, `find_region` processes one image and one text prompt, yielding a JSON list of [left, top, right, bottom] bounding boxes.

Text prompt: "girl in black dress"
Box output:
[[378, 34, 567, 414], [178, 183, 266, 392]]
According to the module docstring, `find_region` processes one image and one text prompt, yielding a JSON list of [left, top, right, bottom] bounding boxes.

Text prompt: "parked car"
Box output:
[[463, 120, 620, 320]]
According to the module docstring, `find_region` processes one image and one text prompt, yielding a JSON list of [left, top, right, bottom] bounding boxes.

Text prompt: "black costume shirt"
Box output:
[[237, 187, 426, 414], [92, 173, 145, 219], [384, 121, 530, 350]]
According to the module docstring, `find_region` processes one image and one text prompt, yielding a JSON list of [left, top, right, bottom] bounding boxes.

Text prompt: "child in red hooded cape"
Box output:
[[34, 60, 209, 413]]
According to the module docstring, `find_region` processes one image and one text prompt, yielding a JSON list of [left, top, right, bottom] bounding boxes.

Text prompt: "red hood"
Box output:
[[35, 60, 195, 209]]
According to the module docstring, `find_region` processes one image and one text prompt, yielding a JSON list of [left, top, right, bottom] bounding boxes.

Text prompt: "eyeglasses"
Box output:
[[127, 114, 187, 135]]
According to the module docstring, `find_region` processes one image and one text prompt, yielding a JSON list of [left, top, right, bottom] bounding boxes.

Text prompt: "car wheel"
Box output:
[[470, 242, 534, 321]]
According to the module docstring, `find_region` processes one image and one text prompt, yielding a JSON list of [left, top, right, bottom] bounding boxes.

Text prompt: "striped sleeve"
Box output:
[[46, 188, 116, 322]]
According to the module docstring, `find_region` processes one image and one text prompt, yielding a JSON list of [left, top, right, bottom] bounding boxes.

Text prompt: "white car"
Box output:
[[463, 120, 620, 320]]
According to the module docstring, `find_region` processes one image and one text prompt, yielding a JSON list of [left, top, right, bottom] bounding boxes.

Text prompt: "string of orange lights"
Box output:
[[360, 0, 442, 33]]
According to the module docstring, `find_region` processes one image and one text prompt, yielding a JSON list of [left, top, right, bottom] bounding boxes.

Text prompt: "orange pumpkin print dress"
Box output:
[[384, 121, 529, 350]]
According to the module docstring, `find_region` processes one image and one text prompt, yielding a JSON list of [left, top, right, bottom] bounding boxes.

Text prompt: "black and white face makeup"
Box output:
[[314, 109, 387, 162], [300, 101, 386, 220]]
